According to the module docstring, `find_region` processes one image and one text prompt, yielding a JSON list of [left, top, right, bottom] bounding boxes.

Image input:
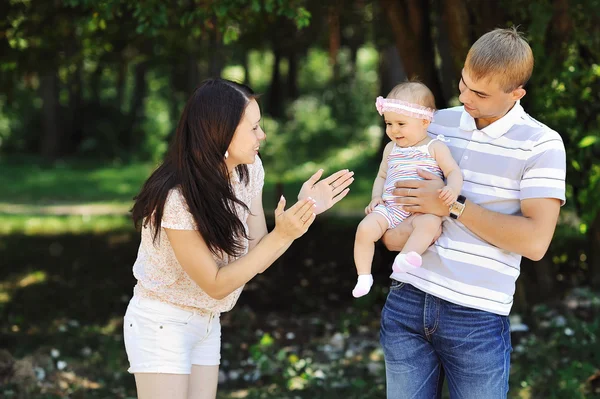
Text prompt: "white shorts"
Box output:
[[123, 295, 221, 374]]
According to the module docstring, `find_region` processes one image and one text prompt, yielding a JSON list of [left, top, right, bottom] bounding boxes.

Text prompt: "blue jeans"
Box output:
[[380, 281, 511, 399]]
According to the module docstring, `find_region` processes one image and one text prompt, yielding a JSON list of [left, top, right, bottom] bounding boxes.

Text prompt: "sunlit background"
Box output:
[[1, 0, 600, 398]]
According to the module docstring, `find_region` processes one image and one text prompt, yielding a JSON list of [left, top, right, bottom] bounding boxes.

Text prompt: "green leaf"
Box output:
[[223, 25, 240, 44], [578, 135, 599, 148], [260, 333, 274, 347], [295, 8, 311, 29]]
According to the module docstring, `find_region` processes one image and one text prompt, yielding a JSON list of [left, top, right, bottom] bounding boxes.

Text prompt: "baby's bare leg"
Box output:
[[403, 214, 443, 255], [393, 214, 442, 274], [353, 212, 389, 297], [354, 212, 389, 274]]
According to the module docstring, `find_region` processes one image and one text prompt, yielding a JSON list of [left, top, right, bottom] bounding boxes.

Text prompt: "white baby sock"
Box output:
[[352, 274, 374, 298], [393, 251, 422, 274]]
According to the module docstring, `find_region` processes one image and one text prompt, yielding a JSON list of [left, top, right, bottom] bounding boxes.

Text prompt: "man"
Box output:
[[379, 28, 566, 398]]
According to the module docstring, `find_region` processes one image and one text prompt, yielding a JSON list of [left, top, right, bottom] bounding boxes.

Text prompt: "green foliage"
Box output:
[[507, 0, 600, 229], [58, 0, 311, 38], [511, 289, 600, 398], [260, 46, 381, 181]]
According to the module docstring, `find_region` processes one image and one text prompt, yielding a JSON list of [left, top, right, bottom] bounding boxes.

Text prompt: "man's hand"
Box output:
[[392, 169, 449, 217], [298, 169, 354, 215]]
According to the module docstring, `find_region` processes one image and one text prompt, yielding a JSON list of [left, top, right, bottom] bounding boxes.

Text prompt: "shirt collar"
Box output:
[[459, 100, 524, 138]]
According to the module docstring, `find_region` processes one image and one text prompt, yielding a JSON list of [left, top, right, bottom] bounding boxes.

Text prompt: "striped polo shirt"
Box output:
[[390, 101, 566, 315]]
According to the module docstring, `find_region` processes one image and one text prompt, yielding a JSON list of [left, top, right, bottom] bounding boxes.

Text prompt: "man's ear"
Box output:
[[512, 86, 526, 101]]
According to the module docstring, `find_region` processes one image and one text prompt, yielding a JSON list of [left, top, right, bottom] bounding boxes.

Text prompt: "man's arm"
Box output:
[[390, 169, 561, 260], [459, 197, 560, 261]]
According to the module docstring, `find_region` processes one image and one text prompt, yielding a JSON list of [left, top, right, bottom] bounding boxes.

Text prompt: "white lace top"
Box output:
[[132, 156, 265, 313]]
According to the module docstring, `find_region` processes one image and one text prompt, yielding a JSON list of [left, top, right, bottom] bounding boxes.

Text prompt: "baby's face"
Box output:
[[383, 112, 429, 148]]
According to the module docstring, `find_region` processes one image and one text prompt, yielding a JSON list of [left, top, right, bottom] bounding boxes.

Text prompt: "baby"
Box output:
[[352, 81, 463, 298]]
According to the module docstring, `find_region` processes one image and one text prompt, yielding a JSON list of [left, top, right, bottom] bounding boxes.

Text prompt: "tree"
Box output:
[[379, 0, 446, 108]]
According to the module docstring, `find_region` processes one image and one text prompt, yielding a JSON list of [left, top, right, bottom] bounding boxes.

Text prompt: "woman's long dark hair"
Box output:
[[131, 78, 256, 257]]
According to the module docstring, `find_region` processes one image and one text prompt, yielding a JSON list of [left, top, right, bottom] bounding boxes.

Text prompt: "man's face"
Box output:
[[458, 68, 523, 121]]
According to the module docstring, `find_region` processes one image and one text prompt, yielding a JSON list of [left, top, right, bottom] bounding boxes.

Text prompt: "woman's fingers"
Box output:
[[302, 169, 324, 188], [274, 195, 286, 217], [294, 197, 317, 216], [330, 173, 354, 196], [322, 169, 351, 186], [302, 211, 317, 227], [331, 187, 351, 205], [285, 197, 313, 214]]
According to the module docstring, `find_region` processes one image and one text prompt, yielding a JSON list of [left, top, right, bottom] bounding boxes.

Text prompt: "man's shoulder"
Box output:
[[431, 106, 463, 129], [512, 112, 564, 146]]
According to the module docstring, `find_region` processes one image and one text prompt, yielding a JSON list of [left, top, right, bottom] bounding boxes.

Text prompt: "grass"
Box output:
[[0, 214, 133, 235], [0, 156, 156, 206], [1, 226, 599, 398], [0, 152, 380, 234], [1, 157, 599, 399]]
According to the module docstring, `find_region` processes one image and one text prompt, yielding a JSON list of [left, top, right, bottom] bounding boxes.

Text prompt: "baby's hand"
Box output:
[[365, 196, 384, 215], [438, 186, 458, 206]]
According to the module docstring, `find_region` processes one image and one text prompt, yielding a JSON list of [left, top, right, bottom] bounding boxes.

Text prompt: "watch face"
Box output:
[[449, 200, 465, 219]]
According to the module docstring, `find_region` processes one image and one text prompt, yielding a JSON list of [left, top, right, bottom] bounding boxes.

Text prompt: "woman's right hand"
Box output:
[[272, 196, 317, 241]]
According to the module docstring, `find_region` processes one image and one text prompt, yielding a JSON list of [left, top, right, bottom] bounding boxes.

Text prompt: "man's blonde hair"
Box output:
[[465, 27, 534, 93], [388, 80, 436, 110]]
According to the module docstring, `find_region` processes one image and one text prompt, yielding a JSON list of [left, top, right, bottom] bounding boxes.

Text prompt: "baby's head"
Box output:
[[375, 81, 436, 147]]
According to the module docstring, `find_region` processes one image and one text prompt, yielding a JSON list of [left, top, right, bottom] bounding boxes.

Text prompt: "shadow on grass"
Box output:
[[1, 214, 586, 398], [0, 216, 398, 398]]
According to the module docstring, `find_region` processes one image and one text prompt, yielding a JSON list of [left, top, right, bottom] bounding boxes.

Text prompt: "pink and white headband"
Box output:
[[375, 96, 435, 121]]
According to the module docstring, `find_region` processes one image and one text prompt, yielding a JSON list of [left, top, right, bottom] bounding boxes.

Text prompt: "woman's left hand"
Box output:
[[298, 169, 354, 215]]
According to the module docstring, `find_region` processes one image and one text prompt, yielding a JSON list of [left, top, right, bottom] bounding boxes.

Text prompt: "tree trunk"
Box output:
[[242, 51, 251, 87], [590, 211, 600, 288], [287, 51, 299, 100], [439, 0, 471, 81], [66, 61, 84, 154], [268, 47, 283, 118], [209, 19, 224, 78], [468, 0, 504, 39], [545, 0, 573, 63], [90, 53, 110, 105], [125, 61, 149, 152], [39, 72, 61, 159], [520, 255, 556, 306], [188, 52, 199, 90], [377, 45, 405, 155], [328, 2, 341, 80], [116, 56, 128, 111], [379, 0, 447, 108]]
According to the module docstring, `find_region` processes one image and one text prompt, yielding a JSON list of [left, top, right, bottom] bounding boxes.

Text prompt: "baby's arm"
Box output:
[[366, 142, 394, 214], [430, 140, 463, 206]]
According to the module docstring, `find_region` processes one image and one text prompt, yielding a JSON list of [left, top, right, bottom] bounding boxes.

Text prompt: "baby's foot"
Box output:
[[352, 274, 374, 298], [393, 252, 422, 273]]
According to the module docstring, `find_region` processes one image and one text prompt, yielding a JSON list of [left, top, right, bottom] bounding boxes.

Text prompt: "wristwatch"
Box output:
[[449, 195, 466, 219]]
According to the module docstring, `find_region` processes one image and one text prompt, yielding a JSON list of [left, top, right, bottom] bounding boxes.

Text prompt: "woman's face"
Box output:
[[225, 99, 266, 171]]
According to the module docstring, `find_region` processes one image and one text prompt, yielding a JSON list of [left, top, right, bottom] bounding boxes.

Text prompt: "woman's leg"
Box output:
[[135, 373, 189, 399], [188, 365, 219, 399]]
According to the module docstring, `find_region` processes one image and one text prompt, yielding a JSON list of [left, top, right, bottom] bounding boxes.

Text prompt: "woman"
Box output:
[[124, 78, 354, 399]]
